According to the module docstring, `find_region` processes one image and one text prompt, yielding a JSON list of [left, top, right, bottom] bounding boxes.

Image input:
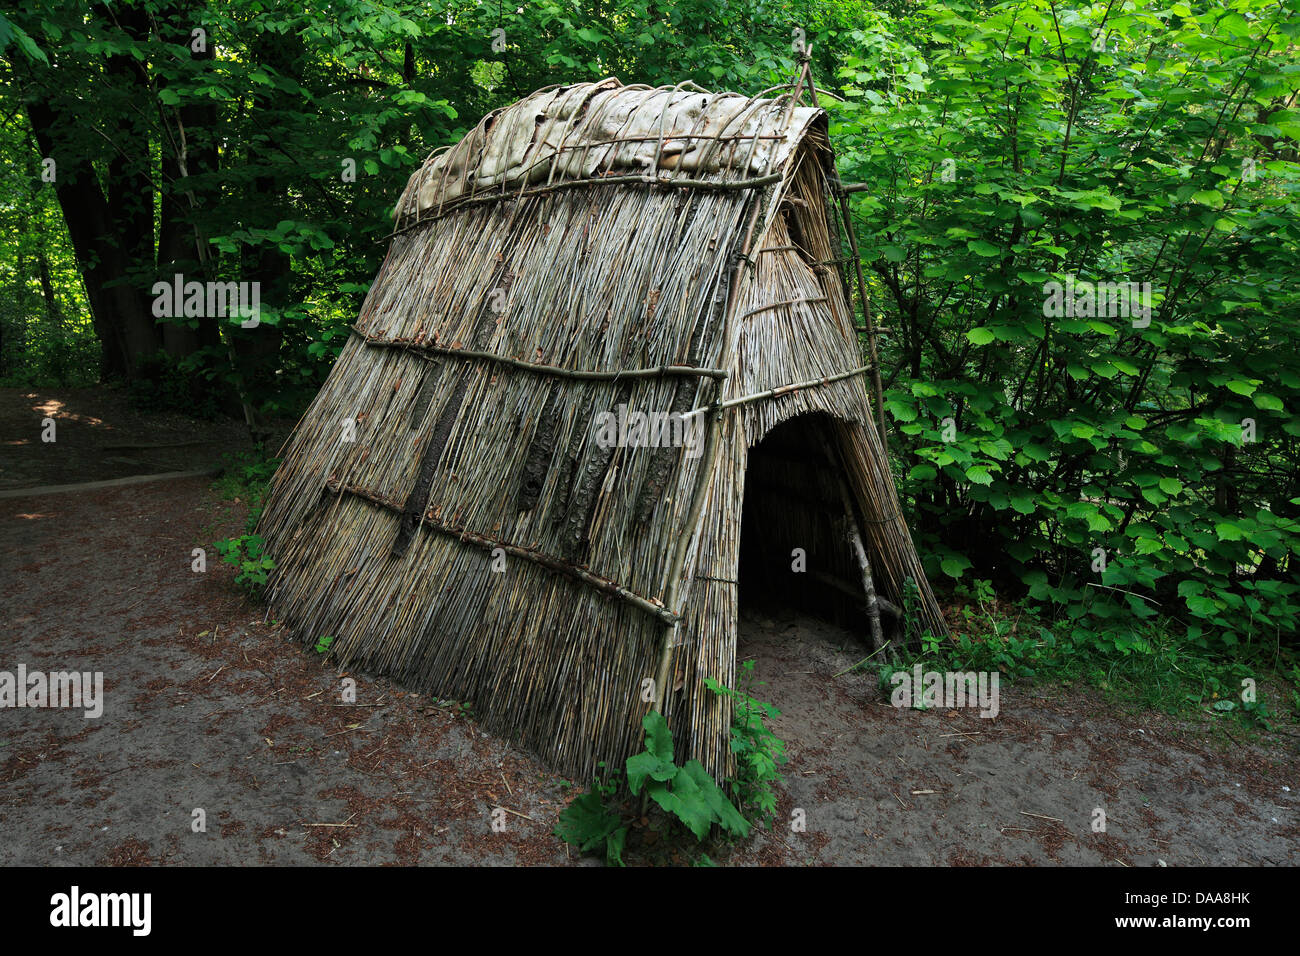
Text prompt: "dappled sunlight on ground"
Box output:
[[1, 386, 257, 490], [27, 394, 106, 427]]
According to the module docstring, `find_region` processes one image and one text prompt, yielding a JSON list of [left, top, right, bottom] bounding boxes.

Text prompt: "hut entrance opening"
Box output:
[[736, 413, 872, 635]]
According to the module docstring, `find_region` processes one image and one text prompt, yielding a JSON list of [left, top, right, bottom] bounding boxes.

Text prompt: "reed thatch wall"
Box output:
[[258, 78, 945, 783]]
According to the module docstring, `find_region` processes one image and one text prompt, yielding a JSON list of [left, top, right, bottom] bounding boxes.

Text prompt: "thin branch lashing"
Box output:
[[738, 296, 829, 319], [390, 171, 786, 236], [327, 481, 678, 625], [680, 364, 872, 420], [349, 326, 728, 382]]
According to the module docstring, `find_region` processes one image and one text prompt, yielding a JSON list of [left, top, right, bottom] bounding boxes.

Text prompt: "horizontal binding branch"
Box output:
[[324, 479, 680, 625], [680, 364, 872, 420], [349, 326, 729, 382], [513, 131, 790, 150], [738, 296, 828, 319], [388, 170, 786, 237]]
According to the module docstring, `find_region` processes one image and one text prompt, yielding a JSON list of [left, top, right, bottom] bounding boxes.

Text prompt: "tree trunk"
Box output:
[[156, 0, 222, 361], [24, 2, 158, 381]]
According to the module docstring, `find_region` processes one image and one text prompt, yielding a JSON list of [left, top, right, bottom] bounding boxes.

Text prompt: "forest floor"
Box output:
[[1, 386, 1297, 866], [0, 386, 253, 491]]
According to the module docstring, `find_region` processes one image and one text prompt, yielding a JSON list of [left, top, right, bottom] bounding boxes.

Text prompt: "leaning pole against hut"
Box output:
[[256, 74, 947, 783]]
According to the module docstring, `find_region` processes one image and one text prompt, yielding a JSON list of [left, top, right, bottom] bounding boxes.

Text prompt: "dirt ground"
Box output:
[[0, 387, 255, 491], [732, 613, 1298, 865], [1, 387, 1297, 866]]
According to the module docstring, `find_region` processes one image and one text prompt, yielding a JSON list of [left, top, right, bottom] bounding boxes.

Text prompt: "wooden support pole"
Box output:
[[651, 57, 815, 721], [847, 524, 886, 655], [827, 449, 888, 657]]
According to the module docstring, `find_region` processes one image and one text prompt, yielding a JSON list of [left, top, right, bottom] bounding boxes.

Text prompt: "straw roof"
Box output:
[[258, 76, 946, 783]]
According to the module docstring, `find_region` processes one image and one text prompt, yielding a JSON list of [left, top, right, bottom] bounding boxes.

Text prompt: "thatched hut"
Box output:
[[257, 75, 946, 782]]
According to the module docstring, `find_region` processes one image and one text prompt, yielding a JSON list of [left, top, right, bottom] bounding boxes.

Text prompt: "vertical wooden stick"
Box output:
[[847, 524, 886, 654], [828, 450, 886, 654]]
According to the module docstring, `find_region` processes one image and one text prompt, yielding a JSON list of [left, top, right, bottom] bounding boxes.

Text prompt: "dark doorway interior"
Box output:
[[736, 414, 870, 634]]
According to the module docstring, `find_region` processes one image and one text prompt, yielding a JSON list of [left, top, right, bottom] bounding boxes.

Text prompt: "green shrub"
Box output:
[[213, 533, 274, 599], [554, 710, 752, 866], [212, 450, 280, 533], [705, 659, 787, 827]]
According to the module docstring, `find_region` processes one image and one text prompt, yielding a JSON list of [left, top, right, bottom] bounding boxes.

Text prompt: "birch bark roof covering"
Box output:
[[258, 77, 945, 784], [395, 78, 821, 218]]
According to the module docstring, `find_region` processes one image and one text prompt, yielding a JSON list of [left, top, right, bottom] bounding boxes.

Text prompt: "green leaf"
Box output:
[[1009, 491, 1037, 515], [4, 20, 49, 64], [679, 760, 750, 837], [625, 750, 676, 795], [885, 399, 918, 422], [966, 327, 996, 345], [642, 710, 673, 760], [648, 771, 714, 840], [940, 555, 972, 578], [604, 826, 627, 866], [627, 710, 677, 794], [1215, 523, 1244, 541], [1020, 444, 1051, 462], [1140, 487, 1167, 505], [554, 791, 623, 855]]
